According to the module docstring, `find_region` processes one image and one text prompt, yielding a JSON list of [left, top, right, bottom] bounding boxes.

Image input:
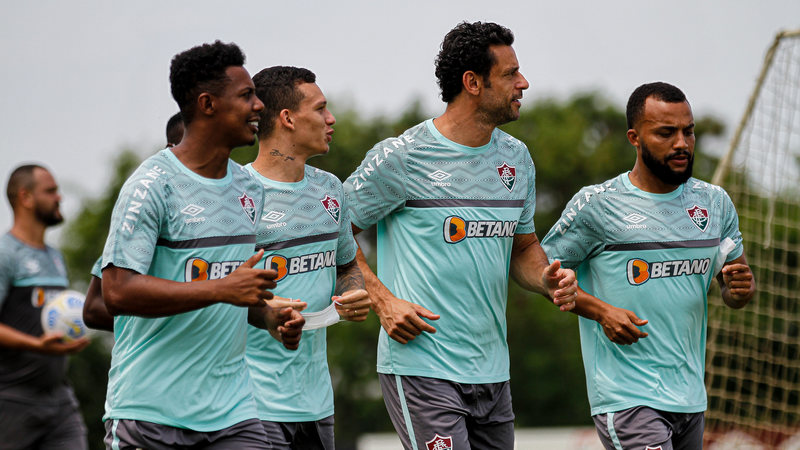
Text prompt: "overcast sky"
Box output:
[[1, 0, 799, 238]]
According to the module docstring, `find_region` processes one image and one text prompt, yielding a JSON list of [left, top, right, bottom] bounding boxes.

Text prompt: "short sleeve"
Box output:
[[335, 183, 357, 265], [0, 245, 15, 306], [721, 189, 744, 262], [515, 151, 537, 234], [90, 256, 103, 279], [343, 141, 407, 230], [541, 187, 607, 269], [101, 164, 167, 275]]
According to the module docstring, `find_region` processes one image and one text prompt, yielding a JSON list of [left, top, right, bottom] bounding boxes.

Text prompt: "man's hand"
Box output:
[[269, 307, 305, 350], [541, 260, 578, 311], [374, 294, 439, 345], [333, 289, 370, 322], [265, 295, 307, 312], [219, 250, 278, 307], [596, 305, 649, 345], [720, 263, 755, 309], [36, 334, 90, 354]]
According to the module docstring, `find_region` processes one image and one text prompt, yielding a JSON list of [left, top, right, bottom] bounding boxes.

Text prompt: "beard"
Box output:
[[35, 203, 63, 226], [641, 141, 693, 185]]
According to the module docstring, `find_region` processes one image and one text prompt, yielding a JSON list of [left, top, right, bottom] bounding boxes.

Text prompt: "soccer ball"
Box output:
[[41, 290, 88, 341]]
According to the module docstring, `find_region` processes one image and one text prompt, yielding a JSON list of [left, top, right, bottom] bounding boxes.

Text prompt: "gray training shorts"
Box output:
[[379, 374, 515, 450], [592, 406, 704, 450], [260, 415, 334, 450], [104, 418, 268, 450], [0, 396, 87, 450]]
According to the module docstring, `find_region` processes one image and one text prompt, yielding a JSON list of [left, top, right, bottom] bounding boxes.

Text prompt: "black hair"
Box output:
[[434, 21, 515, 103], [251, 66, 316, 139], [165, 112, 184, 146], [7, 164, 45, 208], [626, 82, 688, 129], [169, 41, 246, 124]]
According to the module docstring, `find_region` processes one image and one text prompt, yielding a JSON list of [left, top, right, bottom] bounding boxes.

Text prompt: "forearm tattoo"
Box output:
[[335, 259, 365, 295]]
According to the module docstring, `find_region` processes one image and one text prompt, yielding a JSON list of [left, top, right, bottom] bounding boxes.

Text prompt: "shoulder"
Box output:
[[493, 128, 529, 152], [684, 177, 729, 196], [230, 160, 265, 192], [306, 165, 342, 187], [571, 174, 626, 205], [368, 121, 428, 156], [683, 177, 735, 206], [120, 151, 174, 192], [0, 234, 19, 265]]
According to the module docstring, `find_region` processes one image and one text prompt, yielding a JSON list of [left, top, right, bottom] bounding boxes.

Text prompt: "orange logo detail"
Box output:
[[265, 255, 289, 282], [444, 216, 467, 244], [627, 259, 650, 285]]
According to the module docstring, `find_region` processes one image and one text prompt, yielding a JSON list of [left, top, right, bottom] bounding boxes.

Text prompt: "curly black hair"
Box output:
[[434, 21, 515, 103], [251, 66, 316, 139], [626, 82, 688, 129], [169, 41, 246, 124]]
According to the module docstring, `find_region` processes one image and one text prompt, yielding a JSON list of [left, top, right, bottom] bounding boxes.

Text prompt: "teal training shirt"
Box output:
[[0, 233, 73, 404], [100, 149, 265, 431], [343, 119, 536, 384], [541, 173, 743, 415], [244, 164, 356, 422]]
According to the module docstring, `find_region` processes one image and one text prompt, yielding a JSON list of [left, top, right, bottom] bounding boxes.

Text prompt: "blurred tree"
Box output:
[[58, 92, 725, 450]]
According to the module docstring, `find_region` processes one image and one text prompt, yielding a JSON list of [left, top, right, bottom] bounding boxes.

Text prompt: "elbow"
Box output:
[[101, 286, 127, 316]]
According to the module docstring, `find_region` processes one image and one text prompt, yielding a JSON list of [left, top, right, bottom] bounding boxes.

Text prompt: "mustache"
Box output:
[[666, 150, 691, 160]]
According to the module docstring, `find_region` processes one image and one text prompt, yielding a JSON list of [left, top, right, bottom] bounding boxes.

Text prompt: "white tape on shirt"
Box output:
[[302, 302, 342, 330], [714, 237, 737, 275]]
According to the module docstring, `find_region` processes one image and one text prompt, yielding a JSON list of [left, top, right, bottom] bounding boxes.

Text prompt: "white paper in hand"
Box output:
[[302, 302, 342, 330]]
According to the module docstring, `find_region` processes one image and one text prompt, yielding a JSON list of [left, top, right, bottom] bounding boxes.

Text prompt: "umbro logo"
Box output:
[[428, 170, 452, 186], [181, 204, 205, 216], [428, 170, 451, 182], [623, 213, 647, 229], [623, 213, 647, 224], [261, 211, 287, 230], [262, 211, 286, 222], [181, 204, 206, 224]]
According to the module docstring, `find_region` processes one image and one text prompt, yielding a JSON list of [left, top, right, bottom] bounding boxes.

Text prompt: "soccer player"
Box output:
[[245, 65, 370, 449], [99, 41, 304, 449], [541, 82, 756, 449], [83, 111, 186, 332], [0, 164, 89, 449], [343, 22, 578, 450]]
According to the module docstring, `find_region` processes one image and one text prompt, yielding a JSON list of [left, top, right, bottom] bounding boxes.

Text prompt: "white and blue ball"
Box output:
[[41, 290, 88, 341]]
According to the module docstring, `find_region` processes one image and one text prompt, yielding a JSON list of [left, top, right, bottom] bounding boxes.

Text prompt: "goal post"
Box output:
[[705, 29, 800, 448]]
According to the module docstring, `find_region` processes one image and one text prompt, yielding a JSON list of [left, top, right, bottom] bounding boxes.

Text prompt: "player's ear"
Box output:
[[462, 71, 481, 96], [197, 92, 215, 116], [279, 109, 295, 131], [17, 188, 34, 209], [626, 128, 639, 148]]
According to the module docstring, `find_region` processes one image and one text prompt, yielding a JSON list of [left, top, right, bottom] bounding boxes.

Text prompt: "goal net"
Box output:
[[705, 30, 800, 448]]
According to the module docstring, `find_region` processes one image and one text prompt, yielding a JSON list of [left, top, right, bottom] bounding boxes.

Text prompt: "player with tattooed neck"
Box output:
[[245, 65, 369, 449]]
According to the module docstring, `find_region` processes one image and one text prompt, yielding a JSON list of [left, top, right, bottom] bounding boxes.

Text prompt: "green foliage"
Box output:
[[58, 92, 726, 449]]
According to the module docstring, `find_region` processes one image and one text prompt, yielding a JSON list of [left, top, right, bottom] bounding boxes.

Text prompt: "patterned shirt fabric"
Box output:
[[541, 173, 743, 415], [344, 119, 536, 384], [100, 149, 265, 431], [244, 163, 357, 422], [0, 233, 73, 404]]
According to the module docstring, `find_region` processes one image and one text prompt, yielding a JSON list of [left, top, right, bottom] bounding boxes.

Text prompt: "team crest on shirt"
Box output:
[[238, 193, 257, 224], [497, 162, 516, 192], [320, 195, 341, 224], [425, 434, 453, 450], [686, 205, 709, 232]]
